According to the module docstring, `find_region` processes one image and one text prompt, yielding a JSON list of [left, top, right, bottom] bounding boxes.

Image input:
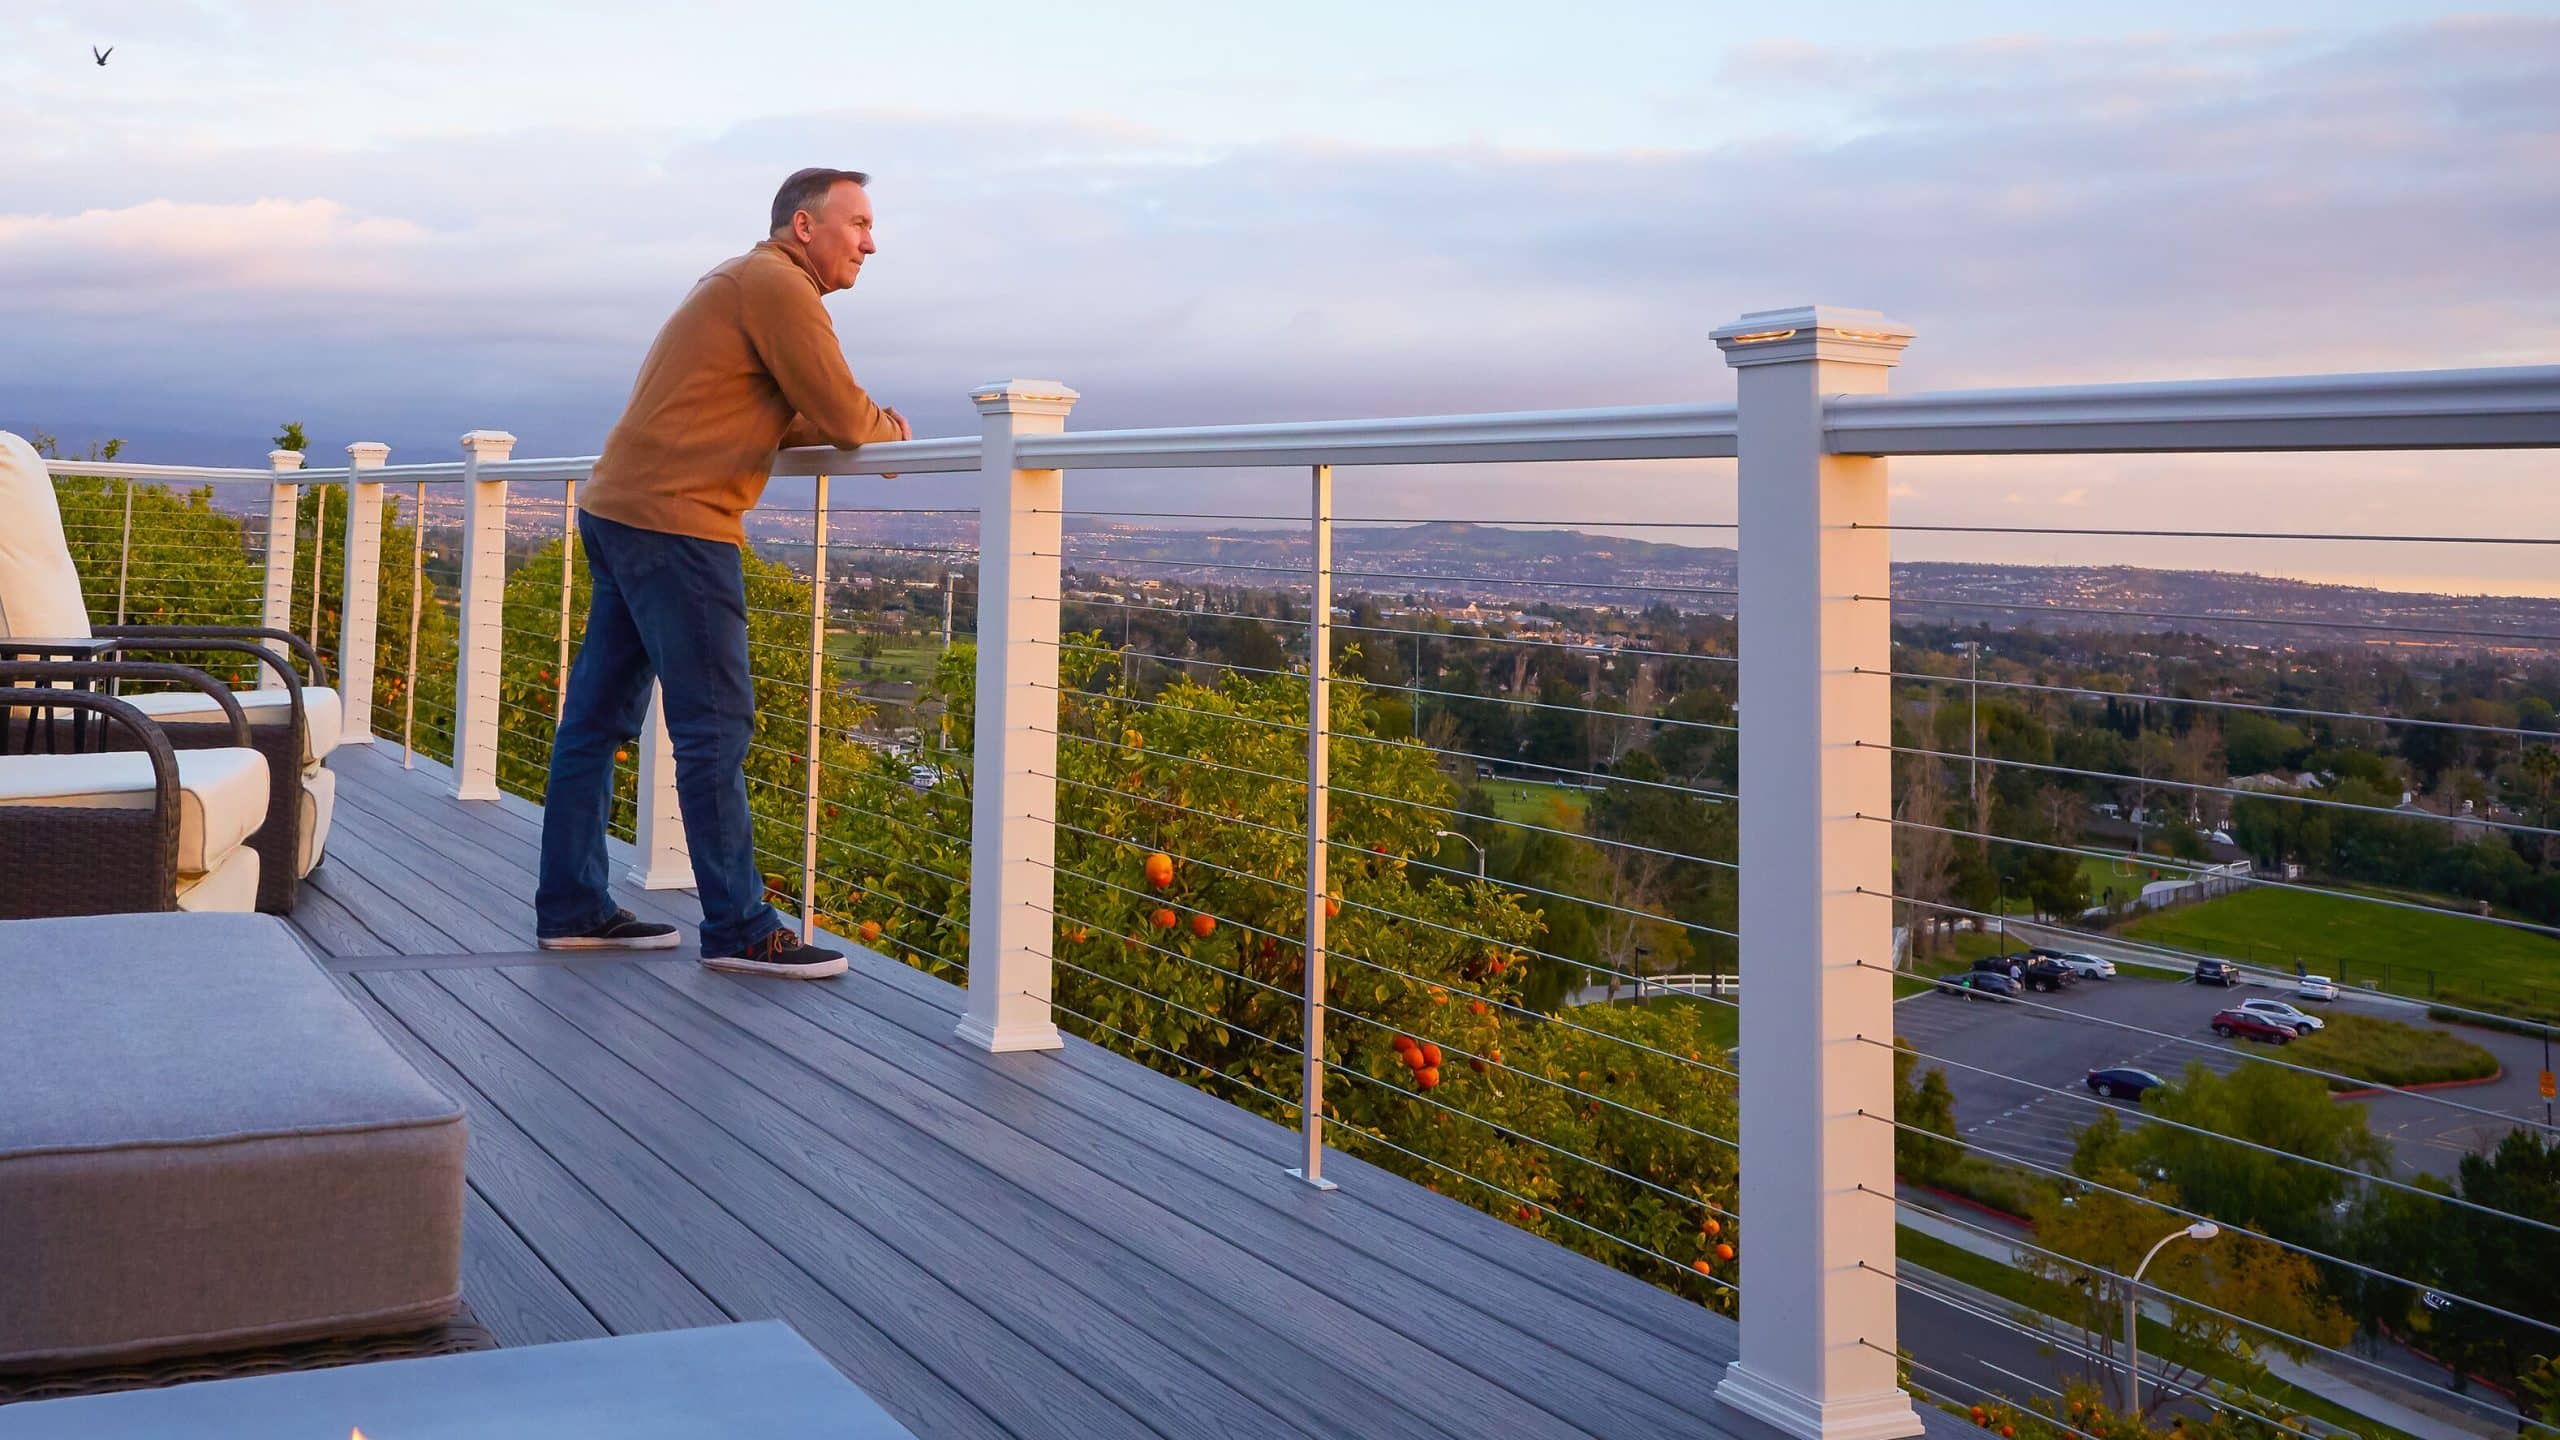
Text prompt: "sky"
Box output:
[[4, 1, 2558, 593]]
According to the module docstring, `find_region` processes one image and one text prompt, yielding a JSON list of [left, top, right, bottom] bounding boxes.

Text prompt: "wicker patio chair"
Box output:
[[0, 661, 269, 919]]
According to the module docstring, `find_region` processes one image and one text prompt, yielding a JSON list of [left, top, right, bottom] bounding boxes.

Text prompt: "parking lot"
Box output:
[[1891, 959, 2549, 1183]]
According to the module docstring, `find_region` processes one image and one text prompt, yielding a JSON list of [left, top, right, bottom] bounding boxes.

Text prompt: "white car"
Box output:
[[2295, 975, 2340, 1002], [2238, 998, 2326, 1036], [2043, 951, 2117, 981]]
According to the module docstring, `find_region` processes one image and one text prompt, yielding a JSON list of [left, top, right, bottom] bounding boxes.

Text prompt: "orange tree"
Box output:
[[826, 635, 1744, 1311]]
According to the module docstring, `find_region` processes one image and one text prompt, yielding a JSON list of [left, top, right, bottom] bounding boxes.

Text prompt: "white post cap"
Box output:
[[346, 441, 391, 468], [970, 380, 1080, 418], [1712, 306, 1914, 368], [459, 429, 518, 459], [268, 449, 306, 473]]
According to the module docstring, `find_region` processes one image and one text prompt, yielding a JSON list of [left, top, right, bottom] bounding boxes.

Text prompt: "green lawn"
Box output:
[[2125, 883, 2560, 1011], [1487, 779, 1592, 830], [825, 632, 945, 687]]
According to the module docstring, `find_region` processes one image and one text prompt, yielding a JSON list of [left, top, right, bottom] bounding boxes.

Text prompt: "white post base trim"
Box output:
[[953, 1015, 1064, 1053], [626, 855, 693, 891], [1715, 1365, 1926, 1440]]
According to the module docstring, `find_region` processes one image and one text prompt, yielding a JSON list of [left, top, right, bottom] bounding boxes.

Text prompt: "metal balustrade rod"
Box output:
[[1291, 463, 1338, 1192], [310, 483, 328, 654], [113, 479, 133, 626], [403, 481, 426, 766], [802, 476, 830, 943], [556, 482, 578, 725]]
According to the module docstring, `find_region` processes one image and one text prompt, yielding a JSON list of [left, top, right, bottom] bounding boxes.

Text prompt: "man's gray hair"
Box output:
[[770, 167, 870, 234]]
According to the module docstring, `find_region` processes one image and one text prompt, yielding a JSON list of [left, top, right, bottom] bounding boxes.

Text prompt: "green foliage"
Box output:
[[1894, 1041, 1962, 1185], [2420, 1132, 2560, 1390], [2284, 1014, 2499, 1090], [2124, 1062, 2386, 1246], [273, 421, 308, 454]]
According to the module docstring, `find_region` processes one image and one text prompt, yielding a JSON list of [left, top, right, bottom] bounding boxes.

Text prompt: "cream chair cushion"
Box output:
[[175, 846, 262, 912], [126, 686, 343, 767], [0, 749, 269, 874], [0, 431, 92, 641], [298, 765, 337, 877]]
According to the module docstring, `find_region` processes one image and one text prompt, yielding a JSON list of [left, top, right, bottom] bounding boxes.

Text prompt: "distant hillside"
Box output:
[[1035, 520, 2560, 653]]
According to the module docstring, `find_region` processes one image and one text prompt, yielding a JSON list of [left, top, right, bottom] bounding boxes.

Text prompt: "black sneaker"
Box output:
[[701, 929, 849, 979], [537, 908, 682, 951]]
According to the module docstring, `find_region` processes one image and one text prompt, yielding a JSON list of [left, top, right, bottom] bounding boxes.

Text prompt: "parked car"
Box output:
[[2238, 998, 2327, 1036], [2086, 1067, 2164, 1101], [2295, 974, 2340, 1002], [1973, 953, 2073, 992], [2212, 1008, 2295, 1044], [2034, 948, 2117, 980], [2193, 958, 2241, 987], [1939, 971, 2020, 1003]]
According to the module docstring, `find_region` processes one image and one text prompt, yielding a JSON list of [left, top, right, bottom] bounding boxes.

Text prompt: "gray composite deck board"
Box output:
[[285, 745, 1773, 1439]]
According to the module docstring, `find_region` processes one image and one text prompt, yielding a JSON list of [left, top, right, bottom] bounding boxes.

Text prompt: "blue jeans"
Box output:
[[536, 510, 783, 957]]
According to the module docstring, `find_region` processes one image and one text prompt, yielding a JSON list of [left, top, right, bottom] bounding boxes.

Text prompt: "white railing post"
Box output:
[[262, 450, 303, 632], [1713, 306, 1922, 1440], [450, 429, 516, 801], [959, 379, 1079, 1053], [337, 442, 390, 743], [628, 683, 692, 889]]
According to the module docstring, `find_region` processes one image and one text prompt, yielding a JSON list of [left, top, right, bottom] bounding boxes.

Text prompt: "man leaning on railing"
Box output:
[[534, 166, 911, 978]]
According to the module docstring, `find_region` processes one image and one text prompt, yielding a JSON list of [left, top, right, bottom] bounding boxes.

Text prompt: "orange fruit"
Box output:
[[1068, 927, 1091, 944], [1189, 913, 1216, 938], [1702, 1217, 1721, 1238], [1144, 852, 1175, 889], [1415, 1066, 1440, 1089], [1324, 892, 1342, 919], [1489, 957, 1507, 974], [1402, 1046, 1427, 1070], [1420, 1042, 1442, 1068], [1468, 1057, 1487, 1073], [858, 920, 882, 944], [1487, 1049, 1503, 1066], [1392, 1034, 1417, 1056], [615, 748, 631, 763], [1714, 1242, 1735, 1262], [1515, 1204, 1536, 1221], [1123, 727, 1145, 749], [1469, 1000, 1488, 1016], [1150, 907, 1177, 931], [1692, 1259, 1714, 1275]]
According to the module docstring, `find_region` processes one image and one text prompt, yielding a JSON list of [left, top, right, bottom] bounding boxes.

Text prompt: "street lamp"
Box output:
[[1432, 828, 1486, 881], [2122, 1220, 2219, 1414]]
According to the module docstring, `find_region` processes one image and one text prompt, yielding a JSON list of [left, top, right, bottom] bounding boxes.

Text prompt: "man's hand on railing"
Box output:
[[880, 405, 912, 477]]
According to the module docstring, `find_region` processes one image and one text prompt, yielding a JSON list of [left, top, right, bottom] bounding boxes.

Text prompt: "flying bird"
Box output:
[[93, 46, 113, 66]]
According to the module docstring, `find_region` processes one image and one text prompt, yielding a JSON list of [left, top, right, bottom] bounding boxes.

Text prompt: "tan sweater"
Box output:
[[582, 237, 901, 545]]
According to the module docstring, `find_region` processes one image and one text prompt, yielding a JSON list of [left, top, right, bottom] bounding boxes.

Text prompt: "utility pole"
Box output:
[[943, 571, 959, 650]]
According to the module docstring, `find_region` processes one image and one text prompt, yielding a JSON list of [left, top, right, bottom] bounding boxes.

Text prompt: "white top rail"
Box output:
[[40, 458, 310, 484], [1014, 403, 1740, 470], [42, 363, 2560, 489], [1826, 364, 2560, 455]]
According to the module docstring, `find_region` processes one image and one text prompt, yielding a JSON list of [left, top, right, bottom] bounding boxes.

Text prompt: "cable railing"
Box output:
[[36, 315, 2560, 1440]]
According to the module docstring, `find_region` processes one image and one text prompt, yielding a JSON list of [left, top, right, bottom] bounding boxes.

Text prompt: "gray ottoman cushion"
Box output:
[[0, 912, 467, 1371]]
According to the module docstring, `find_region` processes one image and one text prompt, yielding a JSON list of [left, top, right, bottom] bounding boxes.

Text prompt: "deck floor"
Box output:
[[293, 743, 1764, 1439]]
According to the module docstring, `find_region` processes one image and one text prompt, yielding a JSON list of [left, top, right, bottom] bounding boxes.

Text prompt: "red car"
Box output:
[[2211, 1008, 2295, 1044]]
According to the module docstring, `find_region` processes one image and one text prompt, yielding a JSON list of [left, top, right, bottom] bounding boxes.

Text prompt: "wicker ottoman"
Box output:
[[0, 912, 466, 1372]]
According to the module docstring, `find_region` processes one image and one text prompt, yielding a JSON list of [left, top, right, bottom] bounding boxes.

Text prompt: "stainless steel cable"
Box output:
[[1855, 1109, 2560, 1340], [1857, 1034, 2560, 1237], [1861, 665, 2560, 743], [1869, 593, 2560, 649], [1867, 740, 2560, 842]]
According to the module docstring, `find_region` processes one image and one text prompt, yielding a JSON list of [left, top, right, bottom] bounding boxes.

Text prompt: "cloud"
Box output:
[[0, 14, 2553, 565]]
